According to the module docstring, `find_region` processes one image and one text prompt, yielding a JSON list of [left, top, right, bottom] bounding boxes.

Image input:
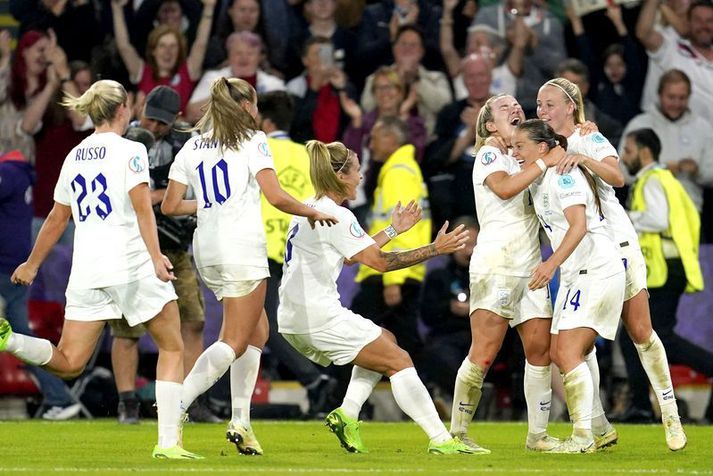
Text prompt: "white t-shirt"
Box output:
[[278, 196, 375, 334], [566, 130, 639, 245], [54, 132, 154, 289], [188, 67, 286, 105], [169, 130, 275, 269], [529, 167, 621, 283], [470, 146, 541, 277]]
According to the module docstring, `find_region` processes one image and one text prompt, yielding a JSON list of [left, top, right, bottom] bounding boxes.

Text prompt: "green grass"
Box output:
[[0, 420, 712, 475]]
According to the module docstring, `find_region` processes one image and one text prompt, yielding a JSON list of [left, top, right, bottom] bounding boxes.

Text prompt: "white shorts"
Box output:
[[469, 273, 553, 327], [619, 242, 648, 301], [199, 264, 269, 301], [65, 276, 177, 327], [281, 311, 383, 367], [551, 269, 625, 341]]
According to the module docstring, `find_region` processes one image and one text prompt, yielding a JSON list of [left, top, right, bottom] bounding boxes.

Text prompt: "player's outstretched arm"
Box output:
[[370, 200, 422, 248], [131, 183, 176, 282]]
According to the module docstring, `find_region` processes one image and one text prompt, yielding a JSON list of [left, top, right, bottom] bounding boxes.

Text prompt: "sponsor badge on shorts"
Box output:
[[128, 155, 145, 173]]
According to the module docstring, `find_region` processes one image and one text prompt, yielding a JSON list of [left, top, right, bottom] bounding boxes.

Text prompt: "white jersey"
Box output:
[[529, 167, 622, 283], [169, 130, 275, 269], [278, 196, 375, 334], [54, 132, 154, 289], [471, 145, 541, 277], [566, 130, 639, 246]]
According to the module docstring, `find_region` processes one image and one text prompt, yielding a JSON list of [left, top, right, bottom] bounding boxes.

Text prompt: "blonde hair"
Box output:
[[371, 65, 405, 94], [474, 93, 506, 153], [195, 77, 257, 150], [61, 79, 127, 127], [542, 78, 586, 125], [306, 140, 355, 199]]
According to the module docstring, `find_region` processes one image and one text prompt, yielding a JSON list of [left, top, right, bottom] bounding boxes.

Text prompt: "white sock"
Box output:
[[390, 367, 450, 444], [524, 361, 552, 435], [6, 333, 53, 366], [229, 345, 261, 429], [156, 380, 182, 448], [181, 341, 235, 411], [450, 358, 484, 435], [584, 348, 609, 431], [635, 331, 678, 416], [563, 362, 594, 432], [341, 366, 381, 420]]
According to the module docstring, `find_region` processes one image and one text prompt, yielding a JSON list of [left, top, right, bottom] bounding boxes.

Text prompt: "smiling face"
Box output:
[[659, 80, 690, 121], [152, 32, 180, 73], [689, 5, 713, 49], [338, 154, 362, 201], [511, 128, 545, 166], [603, 52, 626, 84], [23, 37, 49, 77], [392, 30, 424, 67], [228, 37, 261, 76], [372, 72, 404, 114], [536, 84, 575, 135], [486, 95, 525, 146]]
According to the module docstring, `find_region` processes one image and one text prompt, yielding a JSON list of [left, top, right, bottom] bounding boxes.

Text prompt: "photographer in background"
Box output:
[[109, 86, 219, 424], [287, 36, 356, 144]]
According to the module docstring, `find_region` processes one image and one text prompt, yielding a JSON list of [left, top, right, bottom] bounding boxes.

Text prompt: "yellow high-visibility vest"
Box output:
[[631, 167, 704, 293]]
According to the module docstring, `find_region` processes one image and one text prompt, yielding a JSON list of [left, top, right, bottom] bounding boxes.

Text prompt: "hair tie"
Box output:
[[546, 80, 576, 106]]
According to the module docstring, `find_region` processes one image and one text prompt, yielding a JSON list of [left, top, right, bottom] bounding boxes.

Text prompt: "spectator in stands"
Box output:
[[352, 117, 430, 359], [129, 0, 206, 54], [620, 69, 713, 213], [566, 3, 643, 126], [441, 0, 527, 101], [556, 59, 623, 147], [471, 0, 566, 115], [185, 31, 284, 123], [637, 0, 713, 125], [418, 216, 478, 400], [286, 36, 355, 144], [109, 86, 219, 425], [618, 128, 712, 425], [425, 54, 490, 227], [361, 25, 451, 139], [257, 91, 338, 418], [9, 0, 102, 62], [0, 149, 81, 421], [342, 65, 426, 218], [111, 0, 216, 113]]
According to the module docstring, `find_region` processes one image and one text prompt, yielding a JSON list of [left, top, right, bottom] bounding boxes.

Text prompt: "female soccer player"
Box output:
[[449, 94, 562, 454], [161, 77, 336, 455], [513, 118, 625, 453], [537, 78, 686, 451], [0, 79, 199, 460], [278, 140, 474, 455]]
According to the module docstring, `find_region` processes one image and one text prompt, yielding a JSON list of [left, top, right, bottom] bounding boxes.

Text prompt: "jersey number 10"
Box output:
[[196, 159, 231, 208]]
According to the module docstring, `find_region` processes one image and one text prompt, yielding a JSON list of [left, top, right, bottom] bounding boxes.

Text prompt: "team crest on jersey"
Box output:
[[349, 221, 366, 238], [481, 151, 496, 165], [591, 133, 606, 144], [558, 174, 575, 189], [128, 155, 145, 173], [258, 142, 272, 157]]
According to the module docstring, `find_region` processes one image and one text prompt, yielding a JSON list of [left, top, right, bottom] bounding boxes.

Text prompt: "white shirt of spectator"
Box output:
[[188, 66, 285, 105], [641, 26, 713, 125], [470, 145, 541, 277], [529, 166, 621, 282], [169, 130, 275, 269], [453, 63, 517, 101], [566, 130, 639, 246], [54, 132, 155, 289], [278, 196, 375, 334]]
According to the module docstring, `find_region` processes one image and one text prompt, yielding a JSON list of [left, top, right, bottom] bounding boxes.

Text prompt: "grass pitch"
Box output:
[[1, 420, 712, 475]]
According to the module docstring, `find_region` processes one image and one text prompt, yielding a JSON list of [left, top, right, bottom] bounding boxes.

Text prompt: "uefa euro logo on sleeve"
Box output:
[[258, 142, 272, 157], [558, 174, 576, 189], [591, 133, 607, 144], [128, 155, 145, 173], [349, 221, 366, 238], [481, 151, 496, 165]]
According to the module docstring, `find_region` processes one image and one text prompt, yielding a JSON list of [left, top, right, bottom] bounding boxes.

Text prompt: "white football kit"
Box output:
[[529, 166, 624, 340], [169, 130, 275, 299], [469, 146, 552, 324], [54, 132, 176, 325], [278, 196, 382, 366], [567, 130, 647, 300]]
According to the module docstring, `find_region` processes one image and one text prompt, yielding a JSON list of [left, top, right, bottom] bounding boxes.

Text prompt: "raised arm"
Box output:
[[11, 202, 72, 286], [439, 0, 462, 78], [351, 222, 468, 273], [130, 182, 175, 282], [529, 205, 587, 290], [186, 0, 217, 81], [636, 0, 664, 53], [111, 0, 143, 81]]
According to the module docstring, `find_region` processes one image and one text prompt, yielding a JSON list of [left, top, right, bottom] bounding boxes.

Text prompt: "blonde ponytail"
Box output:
[[61, 79, 127, 127], [195, 77, 257, 149], [306, 140, 353, 199]]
